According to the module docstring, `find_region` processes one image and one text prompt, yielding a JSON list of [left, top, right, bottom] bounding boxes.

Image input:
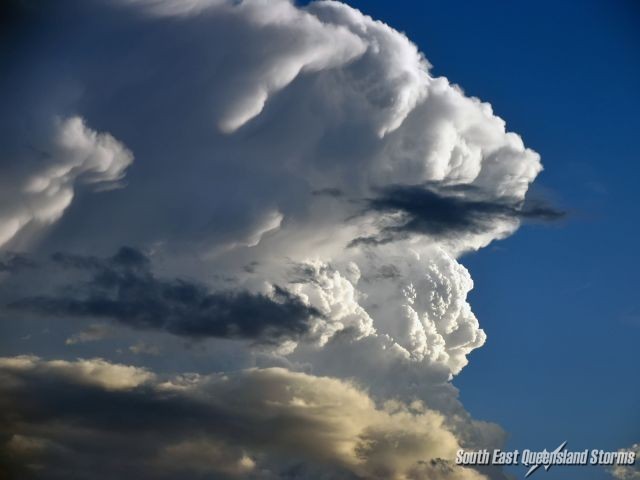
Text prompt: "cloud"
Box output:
[[129, 341, 160, 356], [288, 245, 486, 376], [0, 252, 36, 273], [0, 355, 486, 480], [0, 116, 132, 250], [0, 0, 543, 256], [0, 0, 555, 478], [351, 184, 564, 245], [9, 248, 323, 345], [65, 323, 112, 345], [0, 355, 154, 391], [609, 444, 640, 480], [119, 0, 368, 134]]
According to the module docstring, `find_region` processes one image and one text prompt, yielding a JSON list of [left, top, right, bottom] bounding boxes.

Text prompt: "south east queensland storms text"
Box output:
[[456, 448, 636, 467]]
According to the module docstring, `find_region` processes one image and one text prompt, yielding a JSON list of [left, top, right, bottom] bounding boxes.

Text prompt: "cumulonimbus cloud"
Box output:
[[0, 0, 557, 478]]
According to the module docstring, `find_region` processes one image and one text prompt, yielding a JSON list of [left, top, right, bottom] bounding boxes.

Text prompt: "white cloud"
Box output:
[[289, 260, 376, 344], [0, 355, 154, 391], [0, 116, 132, 249], [610, 444, 640, 480], [124, 0, 368, 134]]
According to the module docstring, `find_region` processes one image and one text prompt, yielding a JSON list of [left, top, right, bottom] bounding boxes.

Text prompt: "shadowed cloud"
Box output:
[[351, 184, 564, 246], [9, 247, 321, 344], [0, 355, 485, 480]]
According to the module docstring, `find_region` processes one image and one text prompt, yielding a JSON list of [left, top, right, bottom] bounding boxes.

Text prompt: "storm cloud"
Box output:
[[0, 0, 555, 478], [351, 184, 564, 245], [0, 355, 486, 480], [8, 247, 322, 344]]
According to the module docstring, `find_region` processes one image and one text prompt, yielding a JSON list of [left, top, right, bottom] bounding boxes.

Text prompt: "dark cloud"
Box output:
[[8, 247, 321, 344], [0, 357, 254, 480], [351, 184, 564, 246], [0, 356, 481, 480], [311, 188, 344, 198], [0, 252, 36, 273]]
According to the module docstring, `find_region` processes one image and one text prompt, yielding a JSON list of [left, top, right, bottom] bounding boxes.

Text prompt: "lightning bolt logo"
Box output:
[[524, 441, 568, 477]]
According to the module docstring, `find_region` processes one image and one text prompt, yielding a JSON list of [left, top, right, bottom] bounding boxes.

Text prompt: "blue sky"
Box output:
[[341, 0, 640, 477]]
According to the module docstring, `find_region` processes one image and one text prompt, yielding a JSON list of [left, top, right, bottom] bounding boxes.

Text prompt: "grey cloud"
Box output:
[[311, 188, 344, 198], [64, 323, 113, 345], [9, 248, 321, 344], [351, 184, 564, 246], [0, 355, 486, 480], [0, 252, 37, 273]]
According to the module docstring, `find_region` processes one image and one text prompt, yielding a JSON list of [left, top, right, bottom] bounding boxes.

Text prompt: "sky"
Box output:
[[0, 1, 638, 480]]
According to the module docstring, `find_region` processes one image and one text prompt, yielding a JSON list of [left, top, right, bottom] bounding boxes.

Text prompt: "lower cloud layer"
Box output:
[[0, 355, 487, 480]]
